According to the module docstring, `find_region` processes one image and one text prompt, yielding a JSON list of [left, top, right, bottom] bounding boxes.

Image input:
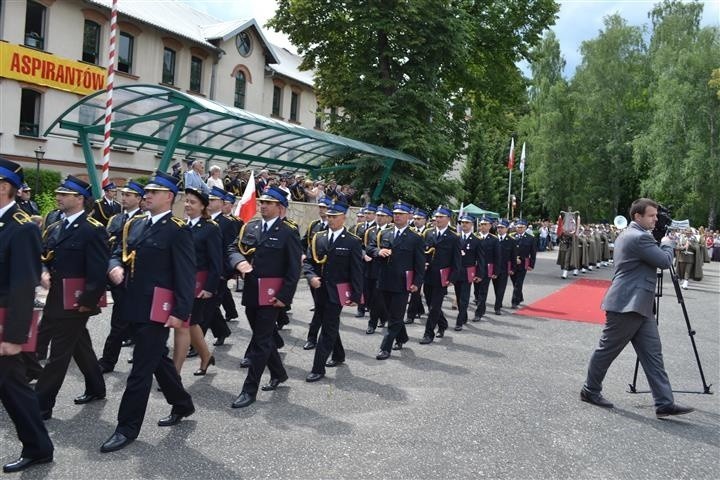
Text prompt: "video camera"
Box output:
[[652, 204, 673, 244]]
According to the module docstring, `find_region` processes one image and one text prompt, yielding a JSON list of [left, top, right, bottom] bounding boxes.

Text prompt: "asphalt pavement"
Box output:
[[2, 251, 718, 479]]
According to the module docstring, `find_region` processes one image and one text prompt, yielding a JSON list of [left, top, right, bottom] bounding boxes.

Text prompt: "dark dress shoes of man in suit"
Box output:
[[260, 375, 288, 391], [3, 455, 53, 473], [580, 388, 613, 408], [376, 350, 391, 360], [239, 357, 251, 368], [302, 340, 316, 350], [100, 432, 133, 453], [231, 392, 256, 408], [74, 392, 106, 404], [325, 359, 343, 368], [656, 403, 695, 418], [157, 407, 195, 427], [305, 372, 324, 382]]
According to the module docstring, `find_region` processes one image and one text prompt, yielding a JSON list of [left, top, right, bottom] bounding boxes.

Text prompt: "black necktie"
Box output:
[[394, 230, 400, 241], [63, 219, 70, 230], [146, 218, 153, 229], [263, 222, 269, 234]]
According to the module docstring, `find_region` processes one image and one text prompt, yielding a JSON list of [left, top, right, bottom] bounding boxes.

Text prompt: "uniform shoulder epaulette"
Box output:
[[283, 219, 299, 231], [407, 228, 421, 236], [12, 210, 31, 224], [488, 233, 498, 239], [170, 216, 187, 228], [422, 229, 433, 238], [94, 199, 103, 205], [86, 216, 104, 228], [346, 230, 360, 240], [107, 213, 119, 225], [207, 219, 218, 227]]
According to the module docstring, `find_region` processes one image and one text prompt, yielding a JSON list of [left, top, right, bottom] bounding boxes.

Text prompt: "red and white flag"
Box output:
[[519, 142, 526, 173], [233, 170, 257, 222], [507, 137, 515, 170]]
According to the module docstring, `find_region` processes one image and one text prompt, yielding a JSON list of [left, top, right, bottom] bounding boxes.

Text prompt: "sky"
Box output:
[[185, 0, 720, 77]]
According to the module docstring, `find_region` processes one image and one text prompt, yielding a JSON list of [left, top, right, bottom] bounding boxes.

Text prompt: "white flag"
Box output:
[[519, 142, 526, 173]]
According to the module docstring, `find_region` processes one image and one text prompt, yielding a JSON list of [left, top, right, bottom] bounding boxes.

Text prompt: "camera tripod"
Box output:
[[627, 264, 712, 394]]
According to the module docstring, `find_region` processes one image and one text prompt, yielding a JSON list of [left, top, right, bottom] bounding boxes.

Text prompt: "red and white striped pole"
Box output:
[[101, 0, 119, 189]]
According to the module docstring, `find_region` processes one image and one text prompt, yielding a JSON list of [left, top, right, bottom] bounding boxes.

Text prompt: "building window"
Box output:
[[19, 89, 41, 137], [24, 1, 46, 50], [290, 91, 300, 122], [234, 71, 246, 109], [314, 107, 322, 129], [272, 85, 282, 117], [190, 56, 202, 92], [162, 48, 176, 85], [82, 20, 101, 64], [118, 32, 134, 73]]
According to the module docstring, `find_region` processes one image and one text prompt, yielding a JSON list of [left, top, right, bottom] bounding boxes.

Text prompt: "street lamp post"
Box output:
[[34, 145, 45, 193]]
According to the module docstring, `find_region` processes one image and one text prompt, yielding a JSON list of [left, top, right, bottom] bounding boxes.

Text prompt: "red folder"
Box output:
[[336, 282, 364, 305], [440, 267, 452, 287], [525, 258, 531, 270], [405, 271, 415, 291], [194, 270, 208, 296], [466, 266, 477, 283], [487, 263, 494, 277], [0, 308, 40, 352], [258, 277, 283, 306], [62, 278, 107, 310], [149, 287, 189, 327]]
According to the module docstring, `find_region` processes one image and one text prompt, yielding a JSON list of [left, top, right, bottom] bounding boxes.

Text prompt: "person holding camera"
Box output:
[[580, 198, 694, 418]]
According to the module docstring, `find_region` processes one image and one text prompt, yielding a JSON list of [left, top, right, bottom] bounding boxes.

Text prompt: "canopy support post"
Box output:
[[372, 158, 396, 200], [79, 129, 102, 197], [158, 107, 190, 172]]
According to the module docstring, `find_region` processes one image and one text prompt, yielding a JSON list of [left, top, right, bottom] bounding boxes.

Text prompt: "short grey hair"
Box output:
[[209, 165, 222, 174]]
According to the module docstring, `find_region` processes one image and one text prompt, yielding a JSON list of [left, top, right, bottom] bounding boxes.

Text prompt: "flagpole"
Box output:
[[506, 169, 512, 219], [101, 0, 119, 190], [520, 169, 525, 219]]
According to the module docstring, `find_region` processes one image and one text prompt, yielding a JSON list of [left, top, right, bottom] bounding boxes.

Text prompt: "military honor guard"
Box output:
[[98, 180, 146, 373], [365, 204, 393, 333], [510, 219, 537, 308], [302, 197, 331, 350], [420, 206, 462, 344], [0, 158, 54, 473], [228, 186, 302, 408], [89, 182, 121, 226], [405, 208, 428, 323], [34, 176, 108, 420], [493, 220, 517, 314], [374, 201, 425, 359], [453, 213, 485, 330], [354, 204, 377, 318], [303, 201, 363, 382], [474, 217, 500, 320], [101, 171, 196, 453]]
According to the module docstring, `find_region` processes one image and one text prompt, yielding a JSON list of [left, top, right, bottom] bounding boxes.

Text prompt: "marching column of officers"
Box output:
[[0, 158, 537, 472]]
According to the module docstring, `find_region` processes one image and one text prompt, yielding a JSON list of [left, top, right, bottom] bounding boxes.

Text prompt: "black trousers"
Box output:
[[379, 291, 410, 352], [35, 314, 105, 414], [311, 288, 344, 375], [100, 287, 130, 369], [511, 269, 527, 306], [361, 273, 374, 315], [219, 280, 239, 320], [406, 289, 425, 320], [205, 295, 231, 340], [307, 288, 321, 342], [368, 281, 388, 329], [115, 322, 193, 439], [423, 284, 448, 338], [492, 273, 509, 311], [0, 355, 54, 458], [475, 276, 492, 317], [453, 281, 472, 326], [242, 306, 287, 396]]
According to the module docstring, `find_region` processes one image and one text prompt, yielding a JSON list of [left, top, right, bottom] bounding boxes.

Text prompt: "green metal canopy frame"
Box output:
[[44, 84, 424, 198]]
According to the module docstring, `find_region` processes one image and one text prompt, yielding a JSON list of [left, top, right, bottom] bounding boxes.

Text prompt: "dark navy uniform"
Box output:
[[35, 202, 108, 418], [493, 226, 518, 313], [228, 211, 302, 400], [510, 226, 537, 308], [474, 231, 500, 319], [89, 196, 121, 227], [303, 215, 329, 346], [209, 211, 240, 336], [365, 216, 392, 332], [351, 217, 372, 316], [0, 195, 54, 468], [303, 222, 363, 377], [422, 224, 462, 341], [453, 228, 485, 329], [188, 217, 223, 329], [405, 211, 428, 322]]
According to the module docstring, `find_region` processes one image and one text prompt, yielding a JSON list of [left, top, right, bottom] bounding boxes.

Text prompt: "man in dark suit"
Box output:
[[100, 171, 196, 453], [354, 204, 377, 318], [0, 159, 54, 473], [228, 187, 302, 408], [303, 201, 363, 382], [406, 208, 428, 323], [89, 182, 121, 226], [302, 198, 331, 350], [453, 213, 485, 331], [420, 206, 462, 344], [98, 180, 146, 373], [581, 198, 694, 418], [365, 204, 393, 334], [34, 176, 108, 420], [16, 183, 40, 216], [493, 220, 517, 315], [474, 217, 500, 320], [375, 201, 425, 359], [510, 219, 537, 308]]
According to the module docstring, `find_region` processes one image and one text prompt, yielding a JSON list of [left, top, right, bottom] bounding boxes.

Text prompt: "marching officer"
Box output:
[[302, 198, 331, 350], [354, 204, 377, 318], [89, 182, 121, 226], [420, 206, 461, 344], [303, 201, 363, 382], [374, 201, 425, 359], [228, 186, 302, 408], [406, 208, 428, 323], [350, 209, 366, 237], [0, 158, 54, 473], [510, 219, 537, 308], [365, 204, 393, 334], [101, 171, 196, 453], [98, 180, 146, 373], [16, 184, 40, 216], [474, 217, 500, 320], [453, 213, 485, 331], [493, 220, 517, 314]]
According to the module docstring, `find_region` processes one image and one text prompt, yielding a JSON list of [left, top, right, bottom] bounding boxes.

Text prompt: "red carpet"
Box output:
[[515, 278, 611, 324]]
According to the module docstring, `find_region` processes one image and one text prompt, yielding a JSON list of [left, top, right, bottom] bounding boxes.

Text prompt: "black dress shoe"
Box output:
[[376, 350, 391, 360], [213, 335, 229, 346], [325, 359, 344, 367], [121, 339, 134, 347], [3, 455, 53, 472], [494, 309, 502, 315], [365, 327, 375, 335], [580, 388, 614, 408], [419, 336, 433, 345], [98, 362, 114, 374], [127, 357, 134, 363], [302, 341, 316, 350], [454, 325, 463, 331], [193, 355, 215, 376], [305, 372, 324, 382], [404, 318, 414, 324], [74, 392, 106, 404], [656, 403, 695, 418], [354, 311, 365, 318], [239, 357, 251, 368], [392, 342, 403, 351], [100, 432, 133, 453], [511, 304, 519, 309], [158, 407, 195, 426], [261, 375, 288, 391], [436, 329, 445, 338], [379, 322, 386, 328], [231, 392, 256, 408], [472, 316, 482, 322]]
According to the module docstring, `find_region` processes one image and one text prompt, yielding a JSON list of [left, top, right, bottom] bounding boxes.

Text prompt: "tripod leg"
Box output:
[[628, 357, 640, 393]]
